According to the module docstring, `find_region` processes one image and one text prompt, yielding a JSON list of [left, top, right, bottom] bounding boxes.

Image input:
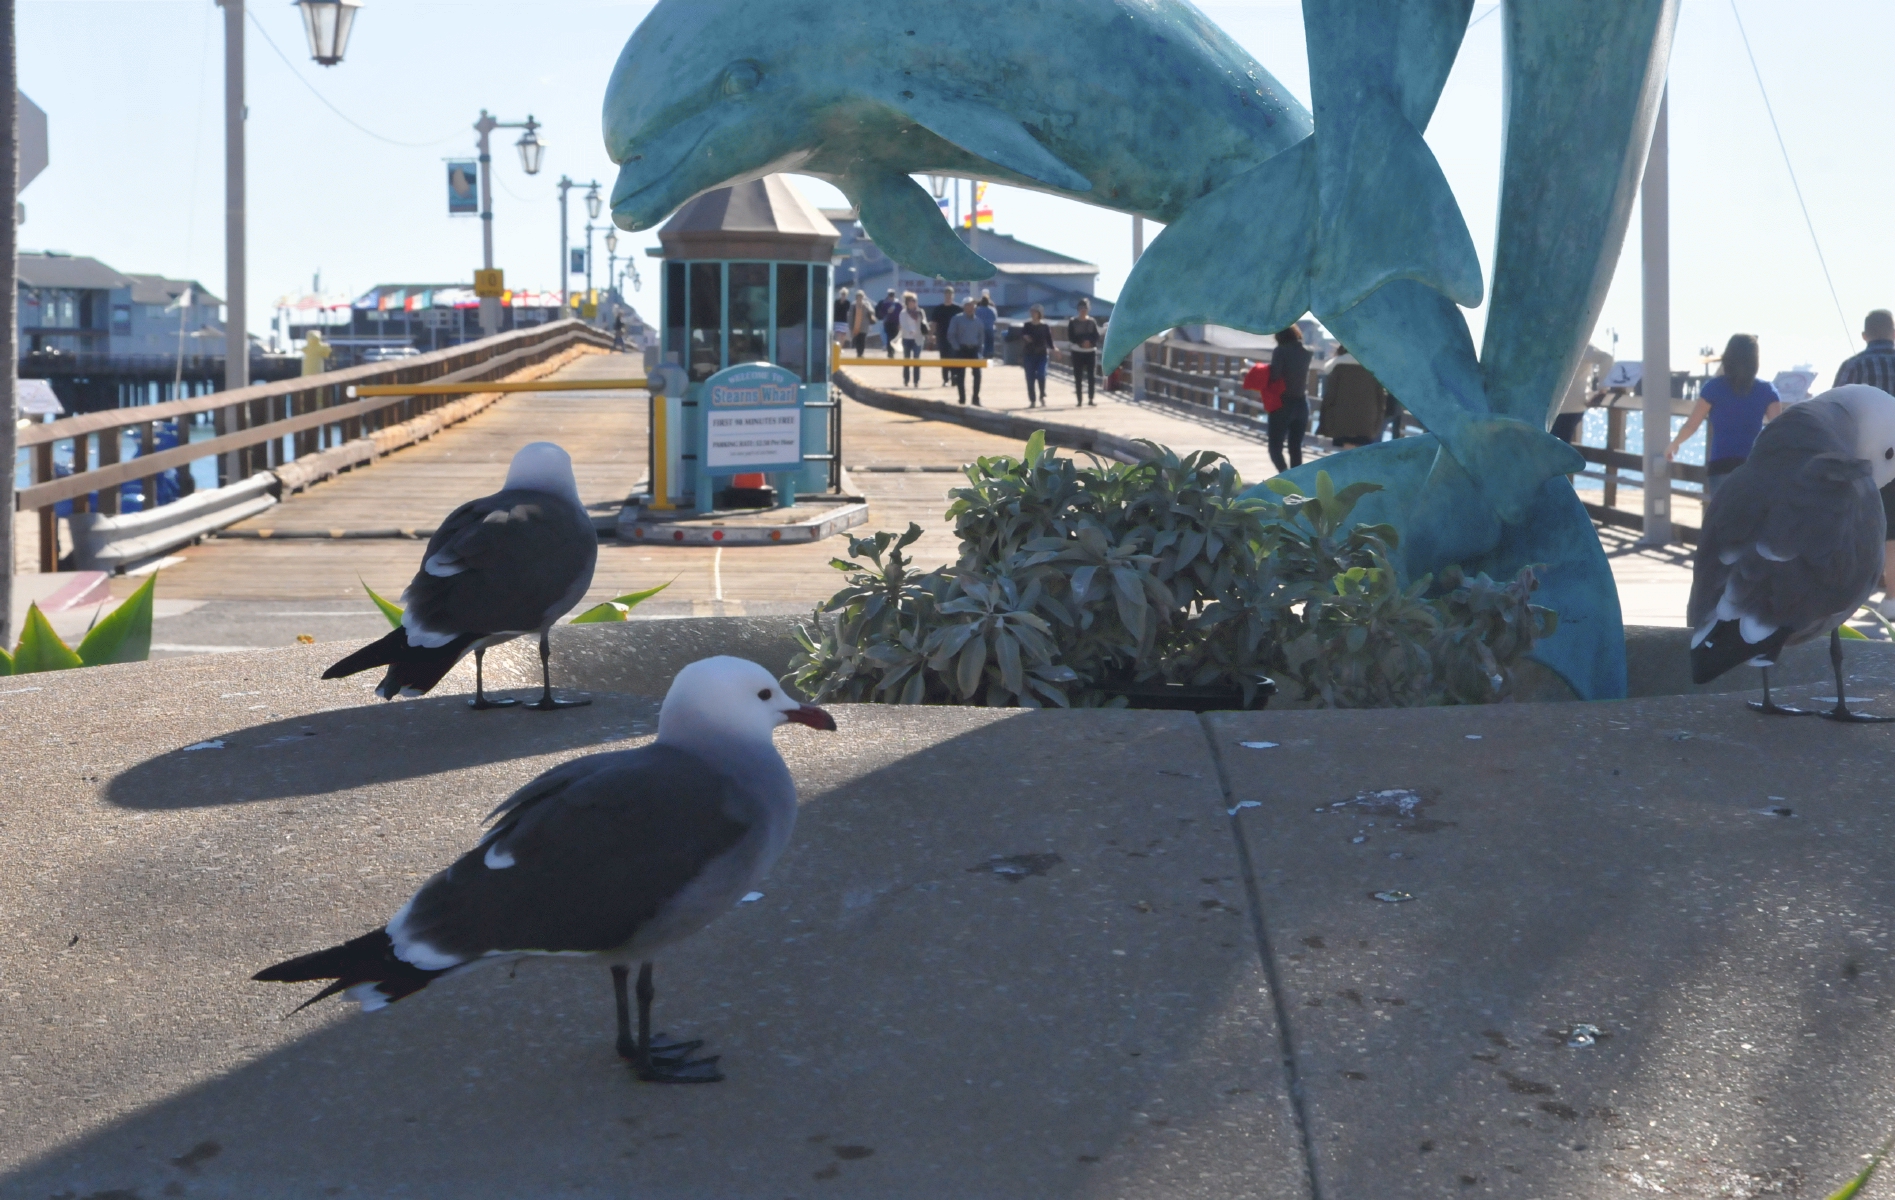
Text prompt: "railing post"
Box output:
[[1604, 405, 1625, 509], [97, 425, 120, 516], [140, 420, 158, 512], [34, 441, 53, 572]]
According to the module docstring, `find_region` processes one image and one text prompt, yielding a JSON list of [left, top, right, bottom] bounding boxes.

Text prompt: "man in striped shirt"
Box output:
[[1835, 309, 1895, 615]]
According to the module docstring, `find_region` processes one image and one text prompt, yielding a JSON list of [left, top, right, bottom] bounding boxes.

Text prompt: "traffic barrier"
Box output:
[[68, 473, 278, 571]]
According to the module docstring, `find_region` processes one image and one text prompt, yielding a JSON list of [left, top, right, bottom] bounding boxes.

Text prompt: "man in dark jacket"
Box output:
[[875, 289, 901, 358], [1067, 299, 1101, 406], [930, 289, 961, 386], [1267, 326, 1314, 472]]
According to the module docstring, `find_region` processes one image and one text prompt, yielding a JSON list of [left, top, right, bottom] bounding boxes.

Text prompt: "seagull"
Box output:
[[255, 657, 836, 1082], [322, 441, 599, 710], [1689, 384, 1895, 721]]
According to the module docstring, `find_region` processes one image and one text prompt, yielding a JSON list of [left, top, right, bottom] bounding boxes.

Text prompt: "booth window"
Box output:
[[687, 262, 722, 382], [664, 263, 685, 366], [774, 264, 809, 381], [728, 263, 770, 366], [810, 266, 830, 382]]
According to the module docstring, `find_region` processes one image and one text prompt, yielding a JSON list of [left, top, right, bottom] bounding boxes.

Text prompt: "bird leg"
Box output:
[[1820, 627, 1894, 723], [467, 646, 520, 710], [526, 630, 591, 711], [613, 962, 722, 1083], [1749, 664, 1814, 717]]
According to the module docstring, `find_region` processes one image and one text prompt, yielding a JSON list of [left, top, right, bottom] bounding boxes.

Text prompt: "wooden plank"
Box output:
[[352, 378, 648, 396]]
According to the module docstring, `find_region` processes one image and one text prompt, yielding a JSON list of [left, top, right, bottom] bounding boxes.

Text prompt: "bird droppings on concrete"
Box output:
[[181, 740, 225, 752], [966, 853, 1062, 882], [1372, 890, 1415, 904]]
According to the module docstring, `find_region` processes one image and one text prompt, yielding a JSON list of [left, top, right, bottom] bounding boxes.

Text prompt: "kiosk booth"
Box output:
[[645, 176, 840, 514]]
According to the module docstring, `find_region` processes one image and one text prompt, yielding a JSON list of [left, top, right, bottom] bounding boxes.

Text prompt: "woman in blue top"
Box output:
[[1668, 333, 1781, 502]]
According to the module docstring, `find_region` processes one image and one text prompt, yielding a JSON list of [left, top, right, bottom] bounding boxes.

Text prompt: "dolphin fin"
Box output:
[[1443, 416, 1586, 525], [1479, 479, 1627, 701], [1310, 101, 1483, 316], [1101, 137, 1317, 370], [884, 91, 1091, 194], [840, 170, 995, 281]]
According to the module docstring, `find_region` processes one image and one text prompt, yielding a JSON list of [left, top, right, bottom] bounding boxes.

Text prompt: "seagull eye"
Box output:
[[758, 688, 773, 701], [1885, 448, 1892, 460]]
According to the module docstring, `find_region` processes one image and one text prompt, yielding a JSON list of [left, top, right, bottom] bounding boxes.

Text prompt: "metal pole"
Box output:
[[0, 0, 17, 643], [476, 111, 498, 337], [558, 175, 570, 308], [1638, 87, 1673, 546], [221, 0, 247, 392], [585, 221, 595, 296], [1130, 215, 1146, 403]]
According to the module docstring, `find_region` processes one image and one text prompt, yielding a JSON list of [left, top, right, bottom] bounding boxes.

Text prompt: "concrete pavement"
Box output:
[[7, 621, 1895, 1197]]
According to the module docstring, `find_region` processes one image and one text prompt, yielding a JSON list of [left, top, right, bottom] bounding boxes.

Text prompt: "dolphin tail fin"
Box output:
[[1492, 480, 1627, 701], [1101, 137, 1317, 371], [1310, 101, 1484, 316], [1444, 416, 1586, 525], [841, 170, 995, 282]]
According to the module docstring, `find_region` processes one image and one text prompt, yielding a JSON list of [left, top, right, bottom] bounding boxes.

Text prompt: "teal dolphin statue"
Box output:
[[602, 0, 1311, 282], [1106, 0, 1679, 700]]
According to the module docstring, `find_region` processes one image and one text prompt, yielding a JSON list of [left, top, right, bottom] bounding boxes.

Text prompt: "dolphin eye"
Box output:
[[1885, 448, 1892, 460], [758, 688, 773, 701], [721, 62, 762, 97]]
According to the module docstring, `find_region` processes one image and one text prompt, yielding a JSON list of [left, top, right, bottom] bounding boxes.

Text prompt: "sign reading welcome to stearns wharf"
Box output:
[[703, 363, 803, 472]]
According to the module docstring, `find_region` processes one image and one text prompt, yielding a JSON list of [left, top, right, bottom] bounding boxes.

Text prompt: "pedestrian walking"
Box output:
[[849, 289, 874, 357], [1067, 299, 1101, 406], [1267, 326, 1313, 472], [611, 310, 627, 353], [1316, 345, 1387, 448], [898, 292, 928, 387], [1552, 343, 1614, 443], [877, 289, 902, 358], [1833, 308, 1895, 615], [1019, 304, 1054, 407], [929, 289, 961, 387], [1668, 333, 1781, 502], [976, 290, 998, 359], [947, 299, 986, 406], [833, 287, 852, 346]]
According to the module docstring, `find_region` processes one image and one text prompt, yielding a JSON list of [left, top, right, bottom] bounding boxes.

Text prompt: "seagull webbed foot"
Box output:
[[1819, 704, 1895, 724], [1748, 698, 1817, 717], [526, 694, 592, 711], [469, 695, 521, 710], [635, 1036, 724, 1084]]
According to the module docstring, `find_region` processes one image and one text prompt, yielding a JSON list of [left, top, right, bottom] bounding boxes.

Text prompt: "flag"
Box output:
[[962, 182, 993, 229], [166, 287, 193, 312]]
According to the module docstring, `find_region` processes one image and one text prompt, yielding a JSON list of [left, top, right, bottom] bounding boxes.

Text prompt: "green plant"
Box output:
[[0, 574, 157, 676], [360, 579, 671, 628], [792, 437, 1556, 710]]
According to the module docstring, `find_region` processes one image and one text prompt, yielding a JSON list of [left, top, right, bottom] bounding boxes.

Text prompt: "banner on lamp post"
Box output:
[[447, 161, 479, 215]]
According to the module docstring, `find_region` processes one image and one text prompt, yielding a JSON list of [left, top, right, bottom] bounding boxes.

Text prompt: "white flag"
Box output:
[[166, 287, 193, 312]]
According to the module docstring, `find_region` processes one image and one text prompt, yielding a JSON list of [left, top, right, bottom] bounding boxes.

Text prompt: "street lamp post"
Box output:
[[604, 229, 618, 304], [557, 176, 599, 313], [473, 110, 543, 337], [583, 183, 602, 299]]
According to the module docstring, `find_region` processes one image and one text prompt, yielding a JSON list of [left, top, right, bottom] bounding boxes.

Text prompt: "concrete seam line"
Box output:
[[1196, 712, 1324, 1200]]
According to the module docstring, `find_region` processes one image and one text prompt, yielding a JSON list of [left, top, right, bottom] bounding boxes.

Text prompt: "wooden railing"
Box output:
[[16, 319, 614, 571]]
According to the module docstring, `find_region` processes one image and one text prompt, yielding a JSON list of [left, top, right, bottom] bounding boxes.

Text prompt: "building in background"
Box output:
[[826, 212, 1113, 321]]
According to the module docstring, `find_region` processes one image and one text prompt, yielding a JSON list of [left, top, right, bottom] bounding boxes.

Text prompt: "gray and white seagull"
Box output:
[[256, 656, 836, 1082], [323, 441, 599, 710], [1689, 384, 1895, 720]]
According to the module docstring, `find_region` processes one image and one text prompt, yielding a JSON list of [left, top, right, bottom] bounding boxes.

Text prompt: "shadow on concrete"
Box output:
[[1205, 698, 1895, 1197], [10, 709, 1309, 1199], [102, 691, 663, 810]]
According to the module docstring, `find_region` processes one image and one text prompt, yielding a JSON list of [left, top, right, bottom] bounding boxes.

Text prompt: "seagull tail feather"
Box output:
[[322, 628, 479, 700], [1690, 619, 1792, 685], [253, 928, 446, 1013]]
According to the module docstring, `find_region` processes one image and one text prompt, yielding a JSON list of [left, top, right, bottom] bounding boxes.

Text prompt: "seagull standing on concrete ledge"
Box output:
[[256, 657, 836, 1082], [1689, 384, 1895, 720], [323, 441, 598, 710]]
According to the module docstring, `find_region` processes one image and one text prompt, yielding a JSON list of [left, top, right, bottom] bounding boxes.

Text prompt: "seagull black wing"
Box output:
[[392, 745, 753, 961], [1689, 403, 1885, 682], [403, 487, 598, 636]]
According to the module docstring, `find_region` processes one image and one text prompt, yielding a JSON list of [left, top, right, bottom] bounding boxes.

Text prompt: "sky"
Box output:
[[20, 0, 1893, 384]]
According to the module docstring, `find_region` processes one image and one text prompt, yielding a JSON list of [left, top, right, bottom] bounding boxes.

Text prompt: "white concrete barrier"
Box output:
[[69, 473, 278, 571]]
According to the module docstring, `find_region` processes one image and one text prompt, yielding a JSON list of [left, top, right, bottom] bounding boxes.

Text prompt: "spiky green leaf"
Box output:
[[11, 604, 82, 674], [76, 574, 155, 666], [362, 579, 405, 628]]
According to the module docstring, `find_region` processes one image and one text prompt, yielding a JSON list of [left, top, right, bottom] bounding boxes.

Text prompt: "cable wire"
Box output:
[[245, 8, 459, 149], [1729, 0, 1855, 351]]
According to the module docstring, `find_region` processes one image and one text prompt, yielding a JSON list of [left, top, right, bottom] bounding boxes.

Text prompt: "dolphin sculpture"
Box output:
[[1104, 0, 1678, 700], [602, 0, 1321, 282]]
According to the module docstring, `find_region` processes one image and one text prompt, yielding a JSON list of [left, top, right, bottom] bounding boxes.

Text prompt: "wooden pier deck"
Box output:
[[101, 349, 1700, 630]]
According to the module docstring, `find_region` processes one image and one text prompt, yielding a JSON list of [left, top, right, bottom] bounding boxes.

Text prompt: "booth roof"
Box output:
[[658, 176, 840, 262]]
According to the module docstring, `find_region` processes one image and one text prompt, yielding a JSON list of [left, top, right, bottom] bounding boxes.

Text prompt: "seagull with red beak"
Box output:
[[255, 656, 836, 1082]]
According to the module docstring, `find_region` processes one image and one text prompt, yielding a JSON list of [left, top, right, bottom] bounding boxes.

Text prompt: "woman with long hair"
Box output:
[[1668, 333, 1781, 502], [1267, 325, 1314, 472]]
